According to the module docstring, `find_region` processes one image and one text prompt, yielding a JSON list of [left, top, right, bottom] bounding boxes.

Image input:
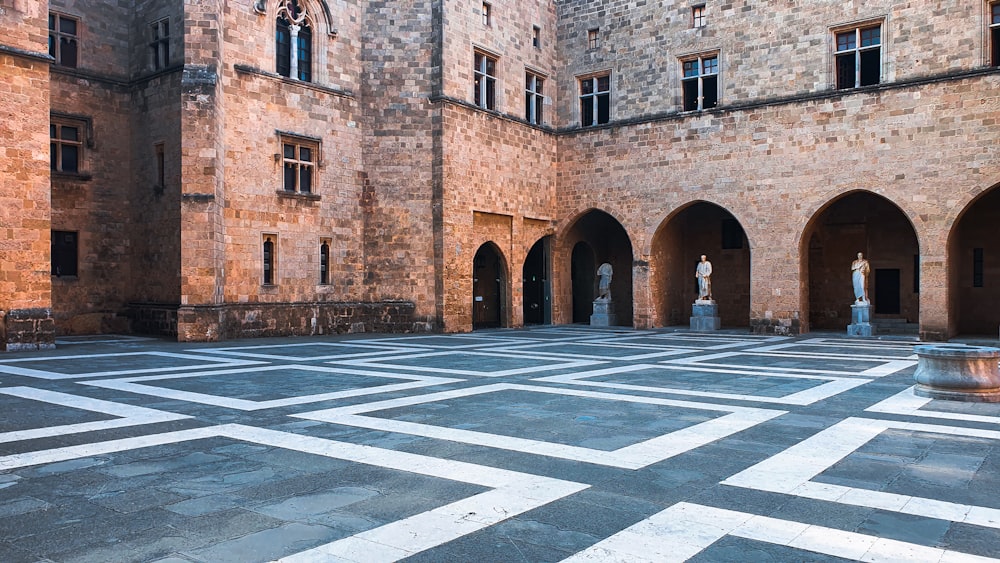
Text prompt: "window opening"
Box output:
[[579, 74, 610, 126], [482, 2, 492, 26], [150, 18, 170, 70], [991, 2, 1000, 66], [682, 54, 719, 111], [50, 120, 83, 173], [692, 5, 706, 28], [263, 236, 276, 285], [474, 51, 498, 110], [532, 25, 541, 48], [320, 240, 330, 285], [281, 137, 317, 194], [48, 13, 78, 68], [525, 71, 544, 125], [276, 0, 312, 82], [835, 25, 881, 89], [587, 28, 600, 49], [51, 231, 78, 277]]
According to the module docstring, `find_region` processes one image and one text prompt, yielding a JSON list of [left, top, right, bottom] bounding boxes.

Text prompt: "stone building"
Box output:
[[1, 0, 998, 351]]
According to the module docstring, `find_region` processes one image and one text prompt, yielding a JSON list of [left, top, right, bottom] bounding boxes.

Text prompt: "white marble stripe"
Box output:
[[0, 351, 263, 379], [867, 387, 1000, 425], [331, 351, 603, 377]]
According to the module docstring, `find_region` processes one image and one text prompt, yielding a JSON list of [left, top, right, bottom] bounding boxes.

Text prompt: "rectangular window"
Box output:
[[681, 54, 719, 111], [263, 235, 277, 285], [150, 18, 170, 70], [579, 74, 610, 126], [482, 2, 492, 26], [320, 239, 331, 285], [154, 143, 165, 189], [474, 51, 498, 110], [532, 25, 541, 48], [587, 28, 600, 49], [281, 137, 317, 194], [525, 71, 544, 125], [51, 231, 78, 277], [48, 13, 79, 68], [973, 247, 984, 288], [50, 119, 84, 173], [835, 24, 881, 89], [692, 5, 706, 28], [991, 2, 1000, 66]]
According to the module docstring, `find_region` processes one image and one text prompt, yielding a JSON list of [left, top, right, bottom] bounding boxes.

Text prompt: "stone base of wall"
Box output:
[[175, 301, 432, 342], [750, 316, 802, 336], [1, 308, 56, 351]]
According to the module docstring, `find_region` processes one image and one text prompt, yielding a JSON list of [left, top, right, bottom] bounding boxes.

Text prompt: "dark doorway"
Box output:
[[951, 185, 1000, 335], [571, 242, 595, 323], [523, 237, 550, 325], [874, 269, 901, 314], [473, 244, 505, 329]]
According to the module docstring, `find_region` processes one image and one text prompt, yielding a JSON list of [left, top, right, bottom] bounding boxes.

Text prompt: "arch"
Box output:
[[275, 0, 313, 82], [650, 201, 751, 328], [256, 0, 337, 36], [472, 242, 508, 329], [800, 191, 920, 333], [947, 181, 1000, 336], [522, 236, 551, 325], [558, 209, 634, 326]]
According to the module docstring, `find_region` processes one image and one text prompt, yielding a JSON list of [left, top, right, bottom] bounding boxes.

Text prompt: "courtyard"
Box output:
[[0, 327, 998, 562]]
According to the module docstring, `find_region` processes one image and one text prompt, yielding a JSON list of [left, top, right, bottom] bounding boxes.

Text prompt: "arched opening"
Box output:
[[564, 210, 633, 326], [522, 237, 551, 325], [473, 242, 507, 329], [949, 184, 1000, 337], [802, 192, 919, 333], [650, 202, 751, 328]]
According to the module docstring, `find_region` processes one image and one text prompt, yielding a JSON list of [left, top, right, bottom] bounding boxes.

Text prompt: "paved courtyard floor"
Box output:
[[1, 327, 999, 562]]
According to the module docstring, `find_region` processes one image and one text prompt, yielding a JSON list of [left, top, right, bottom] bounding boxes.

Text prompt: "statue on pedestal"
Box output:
[[597, 262, 613, 300], [695, 255, 713, 300], [851, 252, 870, 304]]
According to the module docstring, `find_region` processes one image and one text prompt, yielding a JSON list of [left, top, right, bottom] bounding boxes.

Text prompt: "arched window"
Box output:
[[276, 0, 312, 82]]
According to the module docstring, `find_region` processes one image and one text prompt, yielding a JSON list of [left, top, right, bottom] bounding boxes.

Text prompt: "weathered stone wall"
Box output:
[[0, 1, 53, 349]]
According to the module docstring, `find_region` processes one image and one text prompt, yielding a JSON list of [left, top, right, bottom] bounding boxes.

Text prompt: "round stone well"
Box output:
[[913, 344, 1000, 402]]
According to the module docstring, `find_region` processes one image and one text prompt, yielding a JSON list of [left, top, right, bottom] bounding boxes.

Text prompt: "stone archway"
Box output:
[[650, 202, 750, 328], [561, 210, 633, 326], [949, 184, 1000, 336], [802, 192, 919, 332], [472, 242, 508, 329]]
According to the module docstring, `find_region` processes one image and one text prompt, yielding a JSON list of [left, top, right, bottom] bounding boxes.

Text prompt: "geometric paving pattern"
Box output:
[[0, 327, 998, 562]]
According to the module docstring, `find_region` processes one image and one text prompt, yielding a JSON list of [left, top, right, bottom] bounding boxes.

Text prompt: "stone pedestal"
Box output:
[[847, 302, 873, 337], [690, 300, 720, 331], [590, 299, 617, 327], [913, 344, 1000, 402]]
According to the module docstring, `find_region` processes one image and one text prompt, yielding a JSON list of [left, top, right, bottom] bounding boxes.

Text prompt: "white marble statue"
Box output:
[[696, 255, 713, 300], [597, 262, 613, 300], [851, 252, 870, 303]]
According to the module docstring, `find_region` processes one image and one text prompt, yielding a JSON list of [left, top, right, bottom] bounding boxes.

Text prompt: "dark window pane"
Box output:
[[596, 93, 610, 124], [535, 77, 543, 94], [974, 248, 984, 288], [276, 19, 291, 77], [61, 38, 77, 68], [859, 49, 880, 86], [299, 166, 311, 193], [48, 35, 55, 57], [525, 92, 532, 121], [62, 145, 78, 172], [162, 21, 169, 36], [50, 142, 57, 170], [284, 144, 295, 159], [51, 231, 78, 277], [485, 57, 496, 76], [581, 78, 593, 95], [299, 146, 311, 162], [581, 97, 593, 126], [683, 80, 698, 110], [485, 77, 495, 109], [50, 124, 56, 137], [860, 26, 880, 47], [702, 76, 718, 108], [49, 14, 55, 29], [474, 75, 482, 106], [836, 31, 855, 52], [703, 57, 718, 75], [61, 126, 78, 141], [263, 240, 273, 284], [992, 27, 1000, 66], [475, 53, 483, 71], [297, 27, 311, 81], [597, 75, 610, 91], [835, 53, 854, 89], [284, 164, 296, 191], [683, 60, 698, 77], [60, 18, 76, 35]]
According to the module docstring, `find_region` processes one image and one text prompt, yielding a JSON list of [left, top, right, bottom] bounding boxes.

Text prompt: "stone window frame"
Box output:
[[277, 132, 321, 196], [275, 0, 313, 82], [149, 17, 170, 71], [587, 28, 600, 50], [525, 69, 546, 125], [50, 113, 93, 176], [692, 4, 706, 28], [990, 1, 1000, 67], [474, 49, 499, 111], [680, 51, 719, 112], [532, 25, 541, 49], [482, 2, 492, 27], [51, 230, 79, 278], [319, 238, 331, 285], [578, 71, 611, 127], [831, 19, 883, 90], [48, 12, 80, 68], [263, 234, 278, 286]]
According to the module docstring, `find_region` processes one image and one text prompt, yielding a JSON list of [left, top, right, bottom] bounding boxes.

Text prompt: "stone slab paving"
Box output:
[[0, 327, 998, 562]]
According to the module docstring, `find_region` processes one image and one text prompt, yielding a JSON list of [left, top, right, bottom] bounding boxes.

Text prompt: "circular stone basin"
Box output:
[[913, 344, 1000, 402]]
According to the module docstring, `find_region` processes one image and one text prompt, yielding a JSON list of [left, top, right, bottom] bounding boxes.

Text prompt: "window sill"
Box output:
[[276, 190, 321, 202], [52, 171, 93, 182]]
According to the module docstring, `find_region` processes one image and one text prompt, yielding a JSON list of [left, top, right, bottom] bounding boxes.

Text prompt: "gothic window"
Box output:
[[276, 0, 312, 82], [49, 13, 79, 68]]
